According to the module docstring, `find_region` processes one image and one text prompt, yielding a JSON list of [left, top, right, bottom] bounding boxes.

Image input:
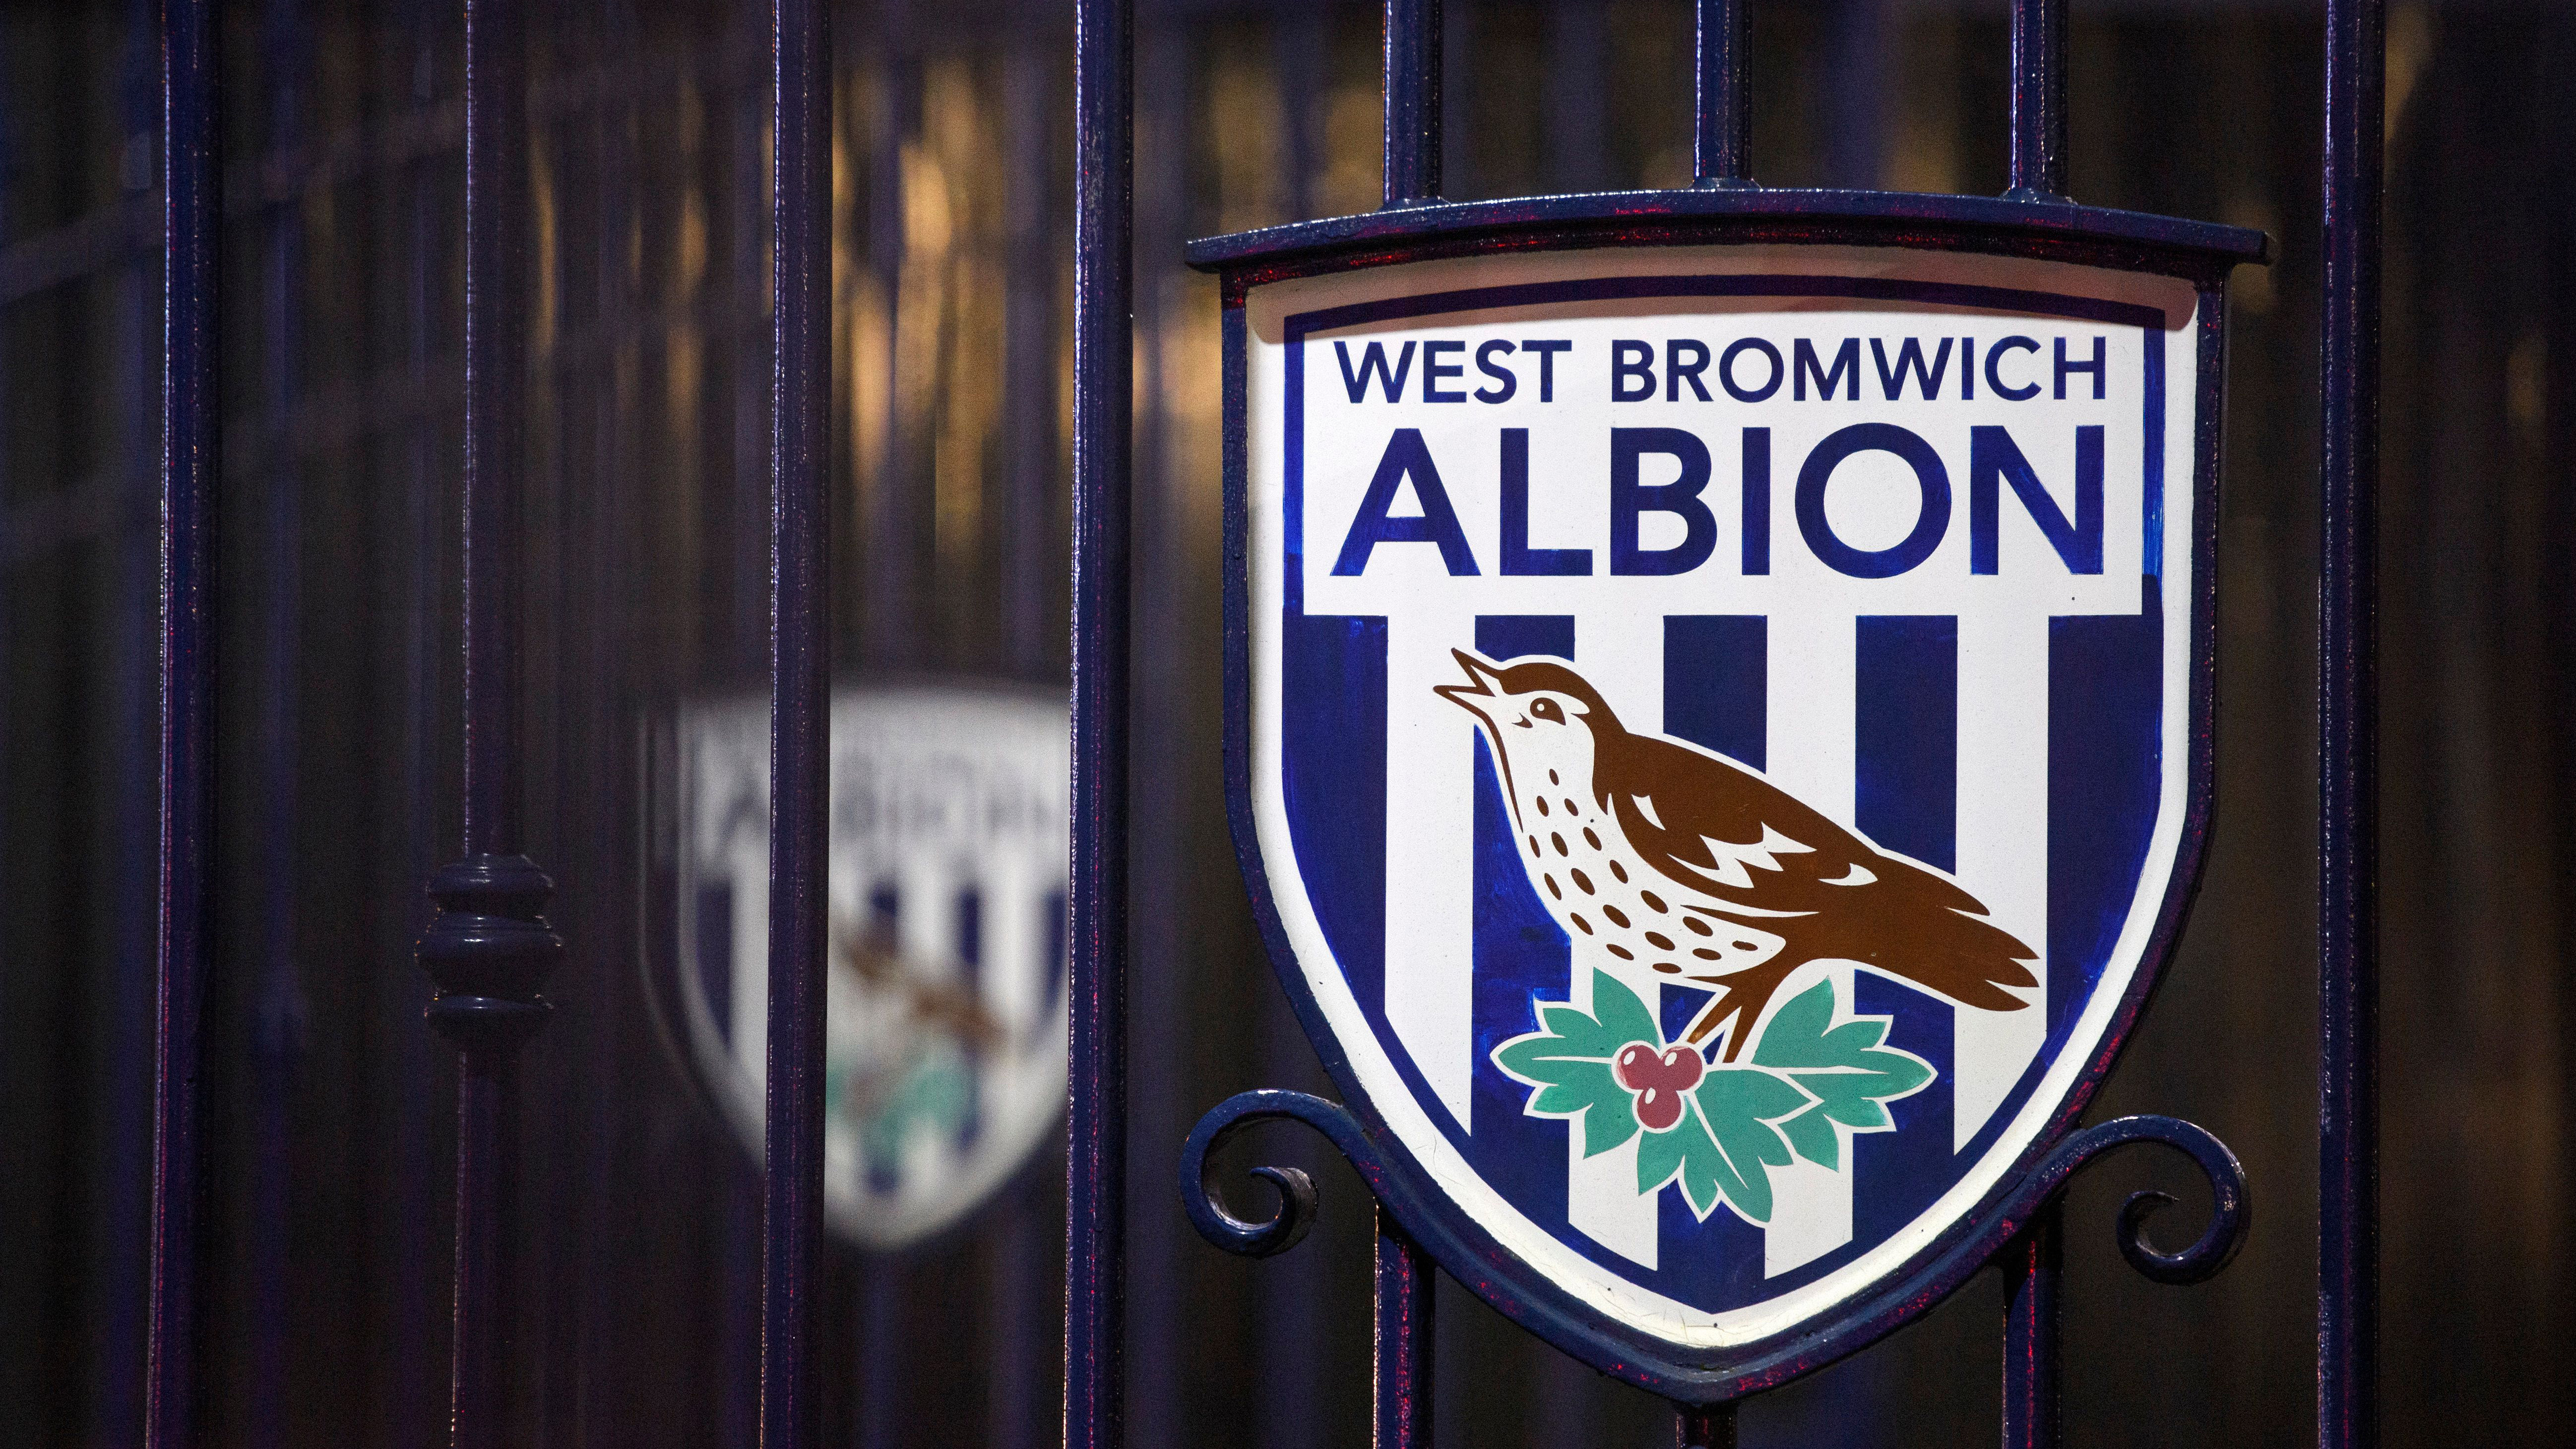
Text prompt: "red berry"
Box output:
[[1612, 1042, 1656, 1090], [1612, 1041, 1706, 1132], [1659, 1044, 1704, 1093]]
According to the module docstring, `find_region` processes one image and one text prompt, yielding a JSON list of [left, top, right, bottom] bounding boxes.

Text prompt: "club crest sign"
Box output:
[[650, 684, 1068, 1250], [1211, 234, 2236, 1381]]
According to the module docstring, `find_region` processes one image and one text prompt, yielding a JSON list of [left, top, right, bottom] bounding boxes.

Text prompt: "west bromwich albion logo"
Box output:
[[1232, 246, 2208, 1343], [660, 685, 1069, 1251]]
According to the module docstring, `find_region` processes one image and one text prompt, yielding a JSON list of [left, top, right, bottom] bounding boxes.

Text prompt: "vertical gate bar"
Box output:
[[1066, 0, 1133, 1442], [763, 0, 832, 1442], [249, 1, 311, 1444], [1381, 0, 1441, 206], [1371, 1208, 1434, 1449], [147, 0, 221, 1441], [2000, 1203, 2063, 1449], [1675, 1403, 1737, 1449], [1693, 0, 1751, 187], [418, 0, 565, 1443], [2318, 0, 2385, 1446], [456, 0, 528, 854], [2005, 0, 2066, 201]]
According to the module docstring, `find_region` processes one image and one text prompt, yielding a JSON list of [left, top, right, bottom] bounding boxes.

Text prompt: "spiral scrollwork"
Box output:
[[1181, 1092, 2246, 1292], [1178, 1090, 1393, 1259], [2015, 1114, 2251, 1285]]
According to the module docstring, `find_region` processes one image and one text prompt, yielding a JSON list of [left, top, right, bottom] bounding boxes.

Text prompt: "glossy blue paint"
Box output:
[[1693, 0, 1751, 188], [148, 0, 220, 1441], [2001, 1204, 2062, 1449], [1066, 0, 1133, 1446], [763, 0, 832, 1444], [1375, 1208, 1435, 1449], [2007, 0, 2068, 202], [2318, 2, 2385, 1447], [1382, 0, 1441, 207]]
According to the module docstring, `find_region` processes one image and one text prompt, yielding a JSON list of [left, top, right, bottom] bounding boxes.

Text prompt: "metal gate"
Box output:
[[0, 0, 2457, 1442]]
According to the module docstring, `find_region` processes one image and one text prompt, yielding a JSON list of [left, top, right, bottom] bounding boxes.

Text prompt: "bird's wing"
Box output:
[[1603, 734, 1885, 910], [1605, 735, 2038, 1009]]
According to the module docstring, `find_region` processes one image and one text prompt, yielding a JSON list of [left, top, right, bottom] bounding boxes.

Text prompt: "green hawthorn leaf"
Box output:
[[1585, 971, 1662, 1053], [1697, 1069, 1806, 1220], [1778, 1105, 1842, 1171], [1633, 1117, 1707, 1212], [1492, 976, 1667, 1158], [1750, 980, 1937, 1167], [1635, 1069, 1806, 1222]]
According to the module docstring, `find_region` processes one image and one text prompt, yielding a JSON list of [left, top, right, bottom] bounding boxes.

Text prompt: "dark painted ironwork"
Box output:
[[1693, 0, 1751, 188], [1184, 1091, 2247, 1405], [414, 0, 563, 1444], [2001, 1204, 2063, 1449], [1066, 0, 1133, 1445], [2318, 2, 2385, 1447], [1675, 1403, 1737, 1449], [2007, 0, 2068, 201], [1373, 1208, 1434, 1449], [148, 0, 221, 1442], [1185, 188, 2264, 275], [1381, 0, 1441, 207], [763, 0, 832, 1444]]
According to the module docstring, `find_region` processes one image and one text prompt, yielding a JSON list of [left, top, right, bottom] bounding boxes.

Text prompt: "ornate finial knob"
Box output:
[[418, 852, 563, 1052]]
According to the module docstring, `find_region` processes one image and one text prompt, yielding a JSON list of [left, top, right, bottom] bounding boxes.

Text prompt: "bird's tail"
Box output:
[[1840, 902, 2038, 1014]]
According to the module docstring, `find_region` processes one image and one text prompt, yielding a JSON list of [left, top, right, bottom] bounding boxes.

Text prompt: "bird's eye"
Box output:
[[1531, 698, 1564, 723]]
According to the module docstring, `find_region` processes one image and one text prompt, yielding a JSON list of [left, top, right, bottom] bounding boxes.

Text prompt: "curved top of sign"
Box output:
[[1206, 225, 2249, 1400], [1186, 187, 2269, 289]]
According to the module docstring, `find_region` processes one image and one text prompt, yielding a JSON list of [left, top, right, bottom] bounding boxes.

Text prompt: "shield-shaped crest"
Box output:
[[650, 683, 1068, 1250], [1213, 230, 2247, 1388]]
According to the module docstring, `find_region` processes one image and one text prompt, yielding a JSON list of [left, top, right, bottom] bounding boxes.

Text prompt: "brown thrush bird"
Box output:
[[1437, 649, 2037, 1061]]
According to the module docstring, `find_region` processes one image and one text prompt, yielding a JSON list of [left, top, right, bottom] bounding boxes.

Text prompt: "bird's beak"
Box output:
[[1433, 649, 1506, 726]]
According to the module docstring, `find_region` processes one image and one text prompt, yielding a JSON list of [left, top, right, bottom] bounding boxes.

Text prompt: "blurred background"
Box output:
[[2, 0, 2572, 1445]]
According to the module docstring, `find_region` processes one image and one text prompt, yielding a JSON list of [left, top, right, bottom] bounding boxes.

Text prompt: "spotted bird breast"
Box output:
[[1509, 777, 1787, 993]]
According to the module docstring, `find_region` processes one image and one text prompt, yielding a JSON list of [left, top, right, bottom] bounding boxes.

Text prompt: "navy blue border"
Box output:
[[1212, 229, 2233, 1403]]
